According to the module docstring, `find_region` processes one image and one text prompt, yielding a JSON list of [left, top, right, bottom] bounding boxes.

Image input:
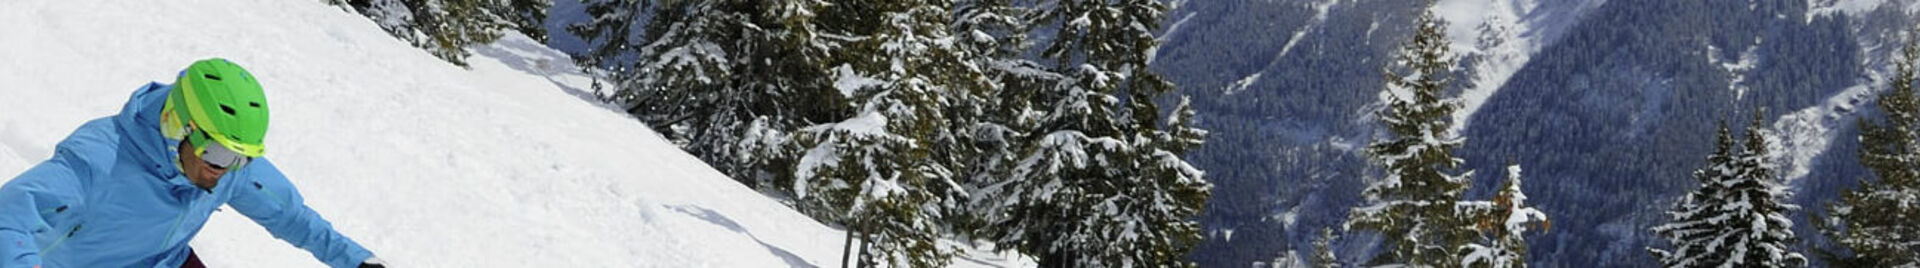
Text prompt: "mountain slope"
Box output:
[[1436, 0, 1602, 132], [1156, 0, 1917, 267], [1151, 0, 1598, 266], [0, 1, 1027, 267]]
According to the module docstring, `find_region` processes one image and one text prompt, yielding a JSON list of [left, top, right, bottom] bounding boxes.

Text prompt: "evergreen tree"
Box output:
[[1271, 251, 1304, 268], [428, 0, 507, 66], [1649, 119, 1806, 268], [972, 0, 1209, 266], [1341, 7, 1479, 267], [1817, 29, 1920, 267], [1461, 164, 1550, 268], [1650, 122, 1740, 267], [586, 0, 843, 192], [567, 0, 646, 72], [790, 0, 984, 265], [490, 0, 551, 42], [1728, 118, 1806, 268], [567, 1, 1211, 266], [947, 0, 1044, 237], [1314, 228, 1340, 268], [332, 0, 513, 67]]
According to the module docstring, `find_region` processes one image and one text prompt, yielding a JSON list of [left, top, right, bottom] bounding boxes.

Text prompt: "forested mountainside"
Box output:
[[1153, 0, 1919, 266]]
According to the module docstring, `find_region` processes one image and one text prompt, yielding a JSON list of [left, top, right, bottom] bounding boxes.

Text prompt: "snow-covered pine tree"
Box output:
[[1461, 164, 1549, 268], [334, 0, 417, 41], [1818, 28, 1920, 267], [952, 0, 1029, 60], [586, 0, 843, 193], [428, 0, 508, 66], [1723, 116, 1806, 267], [1650, 119, 1807, 268], [972, 0, 1209, 266], [330, 0, 512, 67], [790, 0, 983, 265], [947, 0, 1096, 240], [1341, 6, 1479, 267], [567, 0, 646, 72], [600, 0, 749, 175], [1271, 251, 1305, 268], [1127, 94, 1209, 265], [1650, 122, 1740, 267], [946, 0, 1048, 237], [489, 0, 551, 42], [1314, 228, 1340, 268]]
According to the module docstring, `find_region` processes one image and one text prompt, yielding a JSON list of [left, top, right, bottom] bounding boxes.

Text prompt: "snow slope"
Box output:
[[1769, 79, 1875, 184], [0, 1, 1027, 267], [1807, 0, 1920, 21], [1434, 0, 1602, 132], [1766, 25, 1901, 185]]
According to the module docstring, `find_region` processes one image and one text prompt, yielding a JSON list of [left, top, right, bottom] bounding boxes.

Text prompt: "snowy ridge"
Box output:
[[1768, 61, 1884, 185], [1708, 43, 1763, 101], [0, 1, 1028, 267], [1768, 92, 1853, 184], [1765, 20, 1910, 185], [1807, 0, 1920, 21], [1434, 0, 1535, 55], [1435, 0, 1600, 132]]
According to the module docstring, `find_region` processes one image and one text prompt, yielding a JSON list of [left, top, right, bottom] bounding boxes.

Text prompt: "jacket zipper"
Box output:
[[36, 205, 74, 255], [39, 224, 81, 255], [160, 192, 201, 250], [255, 182, 291, 207]]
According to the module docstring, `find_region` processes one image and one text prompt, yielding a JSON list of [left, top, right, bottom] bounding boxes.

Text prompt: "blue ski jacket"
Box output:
[[0, 83, 374, 267]]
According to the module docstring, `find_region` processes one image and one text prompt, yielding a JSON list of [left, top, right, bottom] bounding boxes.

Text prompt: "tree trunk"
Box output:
[[840, 225, 855, 268], [857, 231, 874, 268]]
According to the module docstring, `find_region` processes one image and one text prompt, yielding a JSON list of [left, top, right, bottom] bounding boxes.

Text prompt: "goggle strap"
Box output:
[[187, 125, 251, 170]]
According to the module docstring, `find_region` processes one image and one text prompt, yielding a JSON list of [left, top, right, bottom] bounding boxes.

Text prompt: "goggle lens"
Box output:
[[192, 128, 251, 170]]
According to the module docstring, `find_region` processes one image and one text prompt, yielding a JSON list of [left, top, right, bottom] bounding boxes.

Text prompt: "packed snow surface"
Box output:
[[0, 1, 1028, 267]]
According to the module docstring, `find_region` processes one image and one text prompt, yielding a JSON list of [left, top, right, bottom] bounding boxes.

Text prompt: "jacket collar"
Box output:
[[113, 83, 206, 196]]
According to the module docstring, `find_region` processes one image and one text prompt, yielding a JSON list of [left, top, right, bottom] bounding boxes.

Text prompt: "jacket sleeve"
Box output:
[[226, 158, 374, 268], [0, 120, 112, 267]]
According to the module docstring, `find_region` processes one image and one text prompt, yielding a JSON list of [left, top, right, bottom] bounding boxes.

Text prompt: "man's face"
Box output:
[[177, 139, 227, 190]]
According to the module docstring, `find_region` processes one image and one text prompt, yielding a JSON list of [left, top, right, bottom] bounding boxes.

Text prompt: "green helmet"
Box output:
[[160, 58, 269, 157]]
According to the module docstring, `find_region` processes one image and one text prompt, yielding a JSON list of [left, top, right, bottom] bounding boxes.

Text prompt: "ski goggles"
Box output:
[[187, 127, 252, 170]]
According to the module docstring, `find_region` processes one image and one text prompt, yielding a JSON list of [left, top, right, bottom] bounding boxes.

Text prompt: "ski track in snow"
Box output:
[[0, 1, 1031, 267]]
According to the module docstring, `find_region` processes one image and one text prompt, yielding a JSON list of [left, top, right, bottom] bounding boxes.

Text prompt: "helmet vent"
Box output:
[[249, 102, 261, 108], [203, 74, 223, 81], [220, 105, 237, 115]]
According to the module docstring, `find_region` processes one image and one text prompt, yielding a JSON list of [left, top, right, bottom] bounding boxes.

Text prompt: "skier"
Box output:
[[0, 59, 385, 268]]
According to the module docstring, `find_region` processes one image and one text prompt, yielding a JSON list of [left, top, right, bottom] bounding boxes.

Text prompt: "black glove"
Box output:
[[359, 257, 387, 268]]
